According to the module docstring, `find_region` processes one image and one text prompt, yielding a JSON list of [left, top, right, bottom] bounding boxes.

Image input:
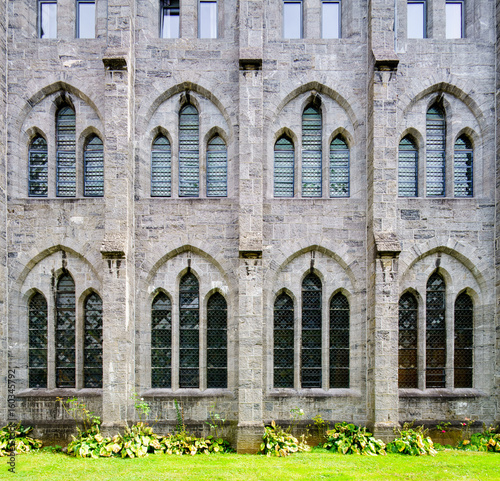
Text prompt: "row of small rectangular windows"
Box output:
[[37, 0, 465, 40]]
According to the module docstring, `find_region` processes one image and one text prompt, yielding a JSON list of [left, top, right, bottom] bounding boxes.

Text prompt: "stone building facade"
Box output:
[[0, 0, 499, 452]]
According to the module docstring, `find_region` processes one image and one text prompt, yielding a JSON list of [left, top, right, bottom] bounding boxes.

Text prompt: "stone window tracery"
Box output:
[[454, 135, 473, 197], [28, 293, 48, 388], [206, 136, 227, 197], [179, 105, 200, 197], [56, 274, 76, 388], [28, 136, 48, 197], [84, 135, 104, 197], [151, 135, 172, 197], [274, 136, 295, 197], [179, 273, 199, 388], [426, 105, 446, 197], [330, 136, 349, 197], [302, 106, 322, 197], [56, 106, 77, 197], [398, 135, 418, 197], [398, 292, 418, 388]]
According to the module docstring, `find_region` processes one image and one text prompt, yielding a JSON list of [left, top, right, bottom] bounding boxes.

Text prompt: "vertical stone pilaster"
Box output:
[[100, 0, 135, 431], [495, 0, 500, 426], [236, 0, 264, 453], [367, 0, 401, 439]]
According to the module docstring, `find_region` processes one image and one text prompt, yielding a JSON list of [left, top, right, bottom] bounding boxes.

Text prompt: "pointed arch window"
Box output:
[[398, 292, 418, 388], [302, 106, 322, 197], [274, 293, 294, 388], [329, 136, 349, 197], [56, 274, 76, 388], [454, 135, 473, 197], [426, 105, 446, 197], [179, 273, 199, 387], [302, 273, 322, 387], [179, 105, 199, 197], [151, 135, 172, 197], [56, 106, 76, 197], [84, 135, 104, 197], [84, 292, 103, 388], [29, 136, 48, 197], [426, 273, 446, 388], [207, 293, 227, 388], [454, 292, 473, 388], [151, 292, 172, 388], [206, 136, 227, 197], [398, 136, 418, 197], [28, 293, 48, 388], [330, 293, 349, 388], [274, 136, 294, 197]]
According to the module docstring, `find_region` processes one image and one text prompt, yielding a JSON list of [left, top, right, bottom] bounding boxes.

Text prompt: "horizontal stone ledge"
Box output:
[[399, 388, 488, 399], [266, 388, 362, 399], [16, 388, 103, 398], [140, 388, 235, 399]]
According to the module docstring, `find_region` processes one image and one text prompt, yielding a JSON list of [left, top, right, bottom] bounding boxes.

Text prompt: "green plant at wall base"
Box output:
[[259, 420, 310, 457], [387, 422, 437, 456], [174, 399, 185, 434], [206, 403, 226, 439], [436, 421, 451, 434], [288, 407, 305, 434], [309, 414, 330, 441], [458, 424, 500, 452], [56, 397, 101, 436], [321, 422, 386, 456], [131, 392, 152, 423], [0, 423, 42, 456]]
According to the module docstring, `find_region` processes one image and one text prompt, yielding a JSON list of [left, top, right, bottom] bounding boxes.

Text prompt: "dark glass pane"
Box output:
[[330, 293, 349, 388], [152, 292, 172, 388], [426, 106, 445, 197], [302, 274, 322, 388], [454, 135, 473, 197], [179, 273, 199, 387], [179, 105, 199, 197], [84, 136, 104, 197], [207, 136, 227, 197], [302, 106, 322, 197], [29, 136, 48, 197], [28, 292, 48, 389], [56, 107, 76, 197], [84, 293, 102, 388], [207, 293, 227, 388], [330, 136, 349, 197], [274, 293, 294, 388], [274, 136, 294, 197], [152, 135, 172, 197], [56, 274, 75, 388], [330, 369, 349, 388], [454, 292, 473, 387], [398, 136, 418, 197]]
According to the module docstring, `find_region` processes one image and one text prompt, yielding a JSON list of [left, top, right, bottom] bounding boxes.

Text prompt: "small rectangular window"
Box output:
[[322, 1, 340, 39], [199, 0, 217, 39], [39, 1, 57, 39], [162, 0, 180, 38], [283, 1, 302, 39], [446, 1, 464, 38], [407, 0, 426, 38], [77, 1, 96, 39]]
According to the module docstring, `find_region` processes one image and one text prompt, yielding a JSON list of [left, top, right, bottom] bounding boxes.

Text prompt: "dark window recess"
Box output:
[[398, 136, 418, 197], [274, 136, 294, 197], [207, 293, 227, 388], [302, 273, 322, 388], [151, 135, 172, 197], [399, 292, 418, 388], [29, 136, 48, 197], [274, 293, 294, 388], [426, 273, 446, 388], [454, 292, 473, 388], [454, 135, 473, 197], [84, 135, 104, 197], [56, 274, 76, 388], [84, 292, 103, 388], [179, 273, 199, 387], [330, 293, 349, 388], [179, 105, 199, 197], [426, 106, 446, 197], [302, 106, 322, 197], [206, 136, 227, 197], [151, 292, 172, 388], [56, 107, 76, 197], [29, 293, 48, 388]]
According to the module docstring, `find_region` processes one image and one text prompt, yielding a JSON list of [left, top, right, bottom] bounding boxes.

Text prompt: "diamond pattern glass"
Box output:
[[207, 136, 227, 197], [302, 273, 321, 387], [56, 274, 76, 387], [151, 135, 171, 197], [152, 292, 172, 388], [274, 137, 294, 197], [454, 135, 473, 197], [29, 136, 48, 197], [398, 136, 418, 197], [179, 273, 199, 387], [56, 107, 76, 197], [274, 293, 294, 388], [179, 105, 199, 197], [330, 293, 349, 388], [426, 273, 446, 388], [302, 106, 322, 197], [84, 293, 102, 388], [399, 292, 418, 388], [330, 136, 349, 197], [454, 292, 473, 388], [426, 106, 445, 197], [29, 293, 47, 388], [84, 135, 104, 197], [207, 293, 227, 388]]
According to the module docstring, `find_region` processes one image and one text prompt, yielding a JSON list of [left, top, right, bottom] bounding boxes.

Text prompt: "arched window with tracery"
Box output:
[[454, 292, 473, 388], [454, 135, 473, 197], [179, 273, 199, 387], [330, 293, 349, 388], [426, 273, 446, 388], [274, 293, 294, 388], [302, 105, 322, 197], [151, 292, 172, 388], [398, 136, 418, 197], [84, 135, 104, 197], [302, 273, 322, 387], [151, 135, 172, 197], [56, 106, 76, 197], [56, 273, 76, 387], [207, 292, 227, 388], [399, 292, 418, 388], [29, 136, 48, 197], [330, 136, 349, 197], [274, 136, 294, 197], [426, 105, 446, 197], [84, 292, 103, 388], [206, 136, 227, 197], [28, 293, 48, 388], [179, 105, 199, 197]]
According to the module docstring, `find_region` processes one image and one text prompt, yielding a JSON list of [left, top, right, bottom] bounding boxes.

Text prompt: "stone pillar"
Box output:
[[366, 0, 401, 440], [100, 0, 136, 432], [495, 0, 500, 427], [235, 0, 265, 453]]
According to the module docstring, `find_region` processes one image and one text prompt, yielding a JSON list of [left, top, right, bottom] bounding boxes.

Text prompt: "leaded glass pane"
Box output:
[[398, 136, 418, 197], [426, 273, 446, 388], [151, 135, 171, 197], [179, 105, 199, 197], [426, 106, 445, 197], [454, 293, 473, 388], [274, 137, 294, 197], [330, 293, 349, 388], [207, 293, 227, 388], [302, 106, 322, 197], [29, 293, 47, 388], [330, 137, 349, 197], [454, 135, 473, 197], [152, 292, 172, 388], [179, 273, 199, 387], [206, 136, 227, 197], [302, 274, 321, 387], [56, 274, 76, 388], [29, 136, 48, 197], [84, 136, 104, 197], [399, 292, 418, 388], [56, 107, 76, 197], [274, 293, 294, 388], [84, 293, 102, 388]]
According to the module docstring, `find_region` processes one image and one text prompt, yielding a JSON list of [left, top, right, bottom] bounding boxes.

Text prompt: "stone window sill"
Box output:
[[266, 388, 361, 399], [399, 388, 487, 399], [141, 388, 235, 399], [16, 388, 102, 398]]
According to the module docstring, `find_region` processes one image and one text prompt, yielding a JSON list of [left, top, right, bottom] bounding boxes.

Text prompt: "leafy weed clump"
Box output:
[[321, 422, 386, 456], [259, 420, 310, 457], [458, 425, 500, 453], [0, 423, 42, 455], [387, 422, 437, 456]]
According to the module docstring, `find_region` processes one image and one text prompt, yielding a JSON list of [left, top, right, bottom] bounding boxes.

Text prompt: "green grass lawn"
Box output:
[[1, 449, 499, 481]]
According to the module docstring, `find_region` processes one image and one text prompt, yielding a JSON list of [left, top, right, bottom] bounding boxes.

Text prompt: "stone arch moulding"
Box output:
[[140, 82, 234, 140]]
